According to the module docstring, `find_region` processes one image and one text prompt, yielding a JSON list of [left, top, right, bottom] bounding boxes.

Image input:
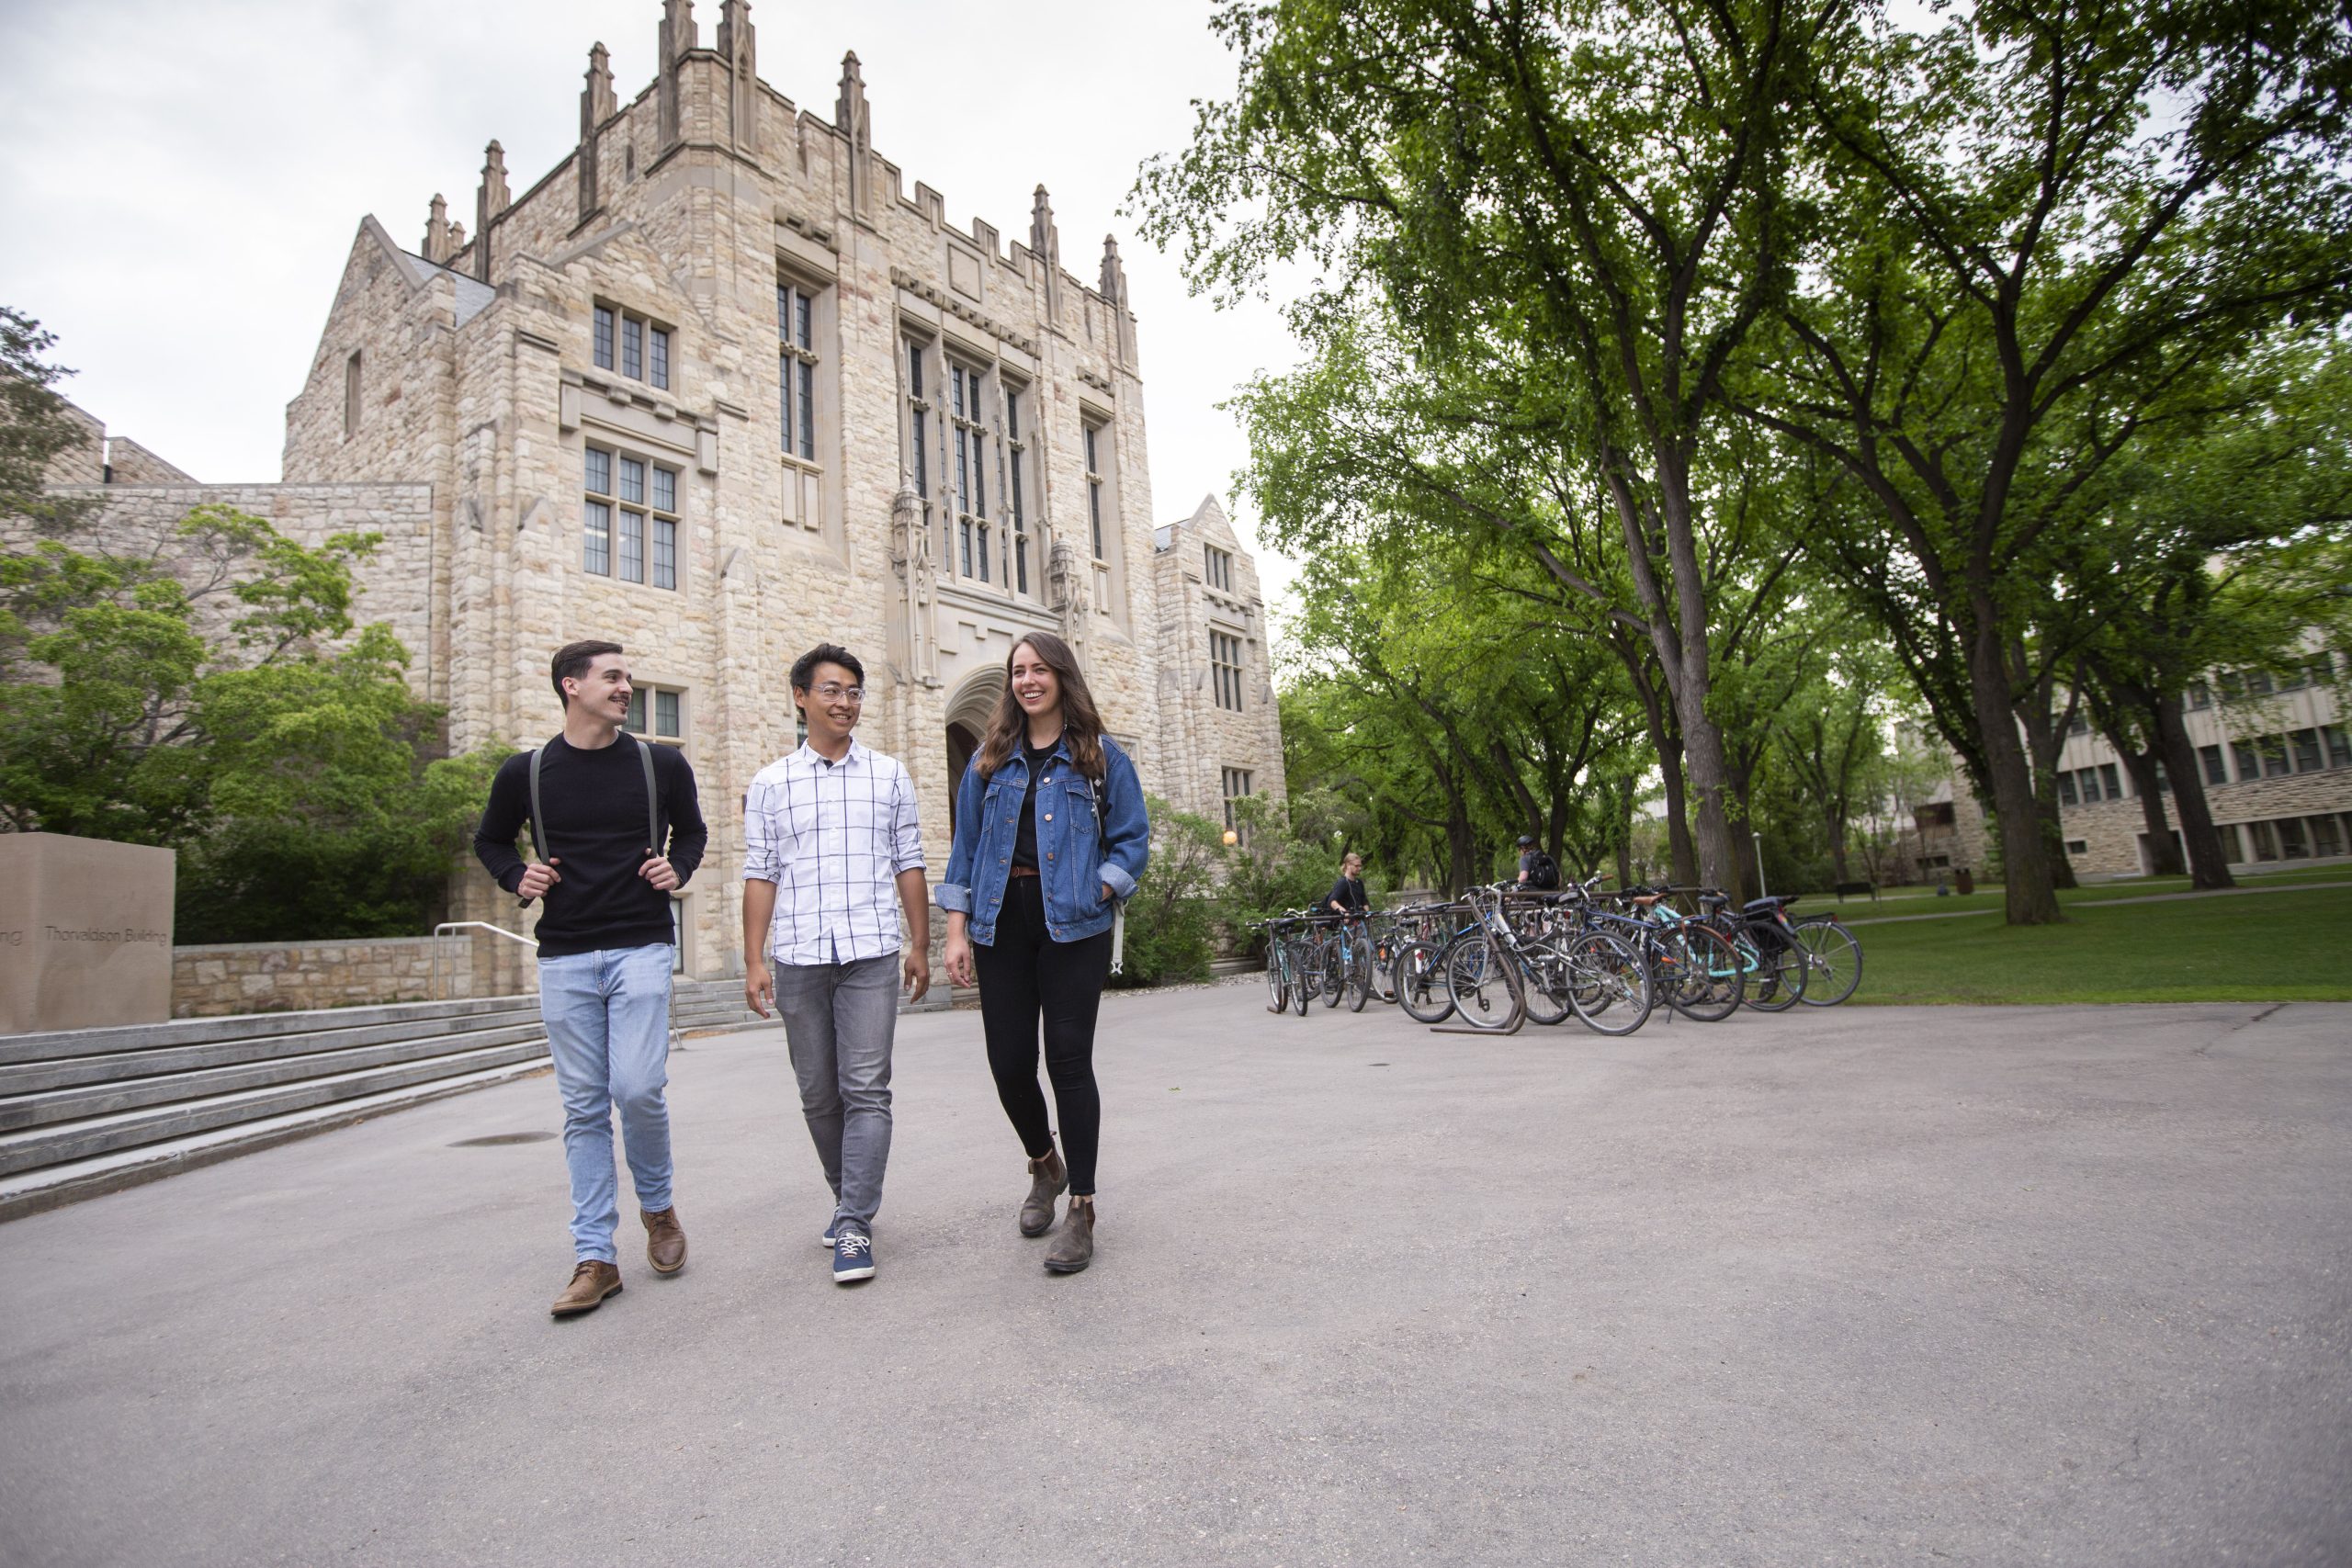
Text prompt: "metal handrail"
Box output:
[[431, 920, 539, 1003]]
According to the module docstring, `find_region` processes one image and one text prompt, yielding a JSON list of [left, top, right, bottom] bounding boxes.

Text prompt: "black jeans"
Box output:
[[973, 874, 1112, 1195]]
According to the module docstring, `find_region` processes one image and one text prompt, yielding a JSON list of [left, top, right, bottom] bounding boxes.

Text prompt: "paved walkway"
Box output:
[[3, 987, 2347, 1566], [1838, 878, 2352, 925]]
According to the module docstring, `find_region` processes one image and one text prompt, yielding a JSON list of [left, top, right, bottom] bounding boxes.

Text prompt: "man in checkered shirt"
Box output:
[[742, 643, 930, 1284]]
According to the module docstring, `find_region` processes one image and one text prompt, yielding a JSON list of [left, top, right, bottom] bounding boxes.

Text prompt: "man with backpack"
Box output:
[[1516, 834, 1562, 891], [472, 640, 708, 1318]]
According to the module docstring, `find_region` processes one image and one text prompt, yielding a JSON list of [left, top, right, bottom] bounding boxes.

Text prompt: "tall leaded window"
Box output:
[[1084, 422, 1106, 558], [905, 335, 942, 563], [1204, 545, 1233, 592], [344, 351, 362, 437], [777, 281, 818, 461], [584, 445, 680, 591], [1222, 768, 1253, 840], [622, 317, 643, 380], [1210, 630, 1244, 712], [1005, 383, 1031, 595], [594, 306, 616, 370], [950, 362, 991, 581]]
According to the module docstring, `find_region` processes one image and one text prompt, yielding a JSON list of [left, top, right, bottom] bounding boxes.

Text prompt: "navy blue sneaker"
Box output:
[[820, 1217, 839, 1250], [832, 1224, 875, 1284]]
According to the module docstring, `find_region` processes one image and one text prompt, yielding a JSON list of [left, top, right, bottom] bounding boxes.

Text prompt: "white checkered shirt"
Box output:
[[741, 739, 926, 966]]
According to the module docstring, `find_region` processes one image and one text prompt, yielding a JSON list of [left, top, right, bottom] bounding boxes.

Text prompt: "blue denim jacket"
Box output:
[[937, 733, 1149, 945]]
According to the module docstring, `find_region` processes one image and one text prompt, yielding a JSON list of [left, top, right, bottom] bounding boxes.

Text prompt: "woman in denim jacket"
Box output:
[[940, 632, 1149, 1273]]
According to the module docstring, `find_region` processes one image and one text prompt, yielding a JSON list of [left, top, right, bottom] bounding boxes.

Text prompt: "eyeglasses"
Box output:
[[811, 684, 865, 703]]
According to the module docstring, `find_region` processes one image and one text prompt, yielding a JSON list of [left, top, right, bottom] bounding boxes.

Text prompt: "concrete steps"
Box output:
[[0, 978, 769, 1222]]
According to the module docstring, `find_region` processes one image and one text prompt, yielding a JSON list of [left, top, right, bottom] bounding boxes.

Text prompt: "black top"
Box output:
[[1326, 875, 1369, 915], [472, 734, 708, 958], [1011, 736, 1060, 871]]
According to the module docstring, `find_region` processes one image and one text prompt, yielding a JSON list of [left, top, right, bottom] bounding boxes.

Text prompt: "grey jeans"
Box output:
[[774, 952, 899, 1229]]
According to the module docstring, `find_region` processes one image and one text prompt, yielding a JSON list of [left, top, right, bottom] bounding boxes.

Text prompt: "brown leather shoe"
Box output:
[[1020, 1149, 1068, 1237], [641, 1207, 686, 1276], [550, 1259, 622, 1316], [1044, 1197, 1094, 1274]]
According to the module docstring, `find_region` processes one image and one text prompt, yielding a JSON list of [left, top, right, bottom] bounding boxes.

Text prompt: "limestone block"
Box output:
[[0, 834, 176, 1035]]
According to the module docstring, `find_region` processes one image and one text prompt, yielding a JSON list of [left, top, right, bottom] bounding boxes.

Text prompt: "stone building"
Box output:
[[45, 2, 1286, 978], [2043, 650, 2350, 876]]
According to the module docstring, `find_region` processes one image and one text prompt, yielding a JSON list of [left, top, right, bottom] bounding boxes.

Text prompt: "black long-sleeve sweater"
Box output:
[[472, 734, 708, 958]]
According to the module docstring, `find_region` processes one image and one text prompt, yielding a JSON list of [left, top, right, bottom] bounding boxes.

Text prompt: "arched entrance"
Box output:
[[943, 668, 1004, 835]]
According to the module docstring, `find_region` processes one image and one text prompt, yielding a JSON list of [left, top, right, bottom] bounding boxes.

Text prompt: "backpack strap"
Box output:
[[636, 733, 662, 853], [527, 742, 549, 863]]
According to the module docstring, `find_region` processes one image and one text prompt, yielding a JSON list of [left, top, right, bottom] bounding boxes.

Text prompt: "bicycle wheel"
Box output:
[[1742, 925, 1807, 1012], [1289, 955, 1312, 1015], [1394, 939, 1453, 1023], [1518, 939, 1574, 1027], [1318, 938, 1346, 1007], [1264, 944, 1288, 1013], [1345, 931, 1374, 1011], [1792, 918, 1863, 1006], [1445, 933, 1525, 1032], [1661, 925, 1741, 1022], [1565, 931, 1654, 1037]]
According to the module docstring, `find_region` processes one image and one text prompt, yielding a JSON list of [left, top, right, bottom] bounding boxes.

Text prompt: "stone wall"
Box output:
[[171, 935, 479, 1018]]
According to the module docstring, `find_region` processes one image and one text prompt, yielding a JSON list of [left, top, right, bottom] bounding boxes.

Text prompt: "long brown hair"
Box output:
[[976, 631, 1107, 782]]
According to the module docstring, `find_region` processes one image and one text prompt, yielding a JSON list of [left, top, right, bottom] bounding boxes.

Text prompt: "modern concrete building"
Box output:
[[41, 1, 1287, 980]]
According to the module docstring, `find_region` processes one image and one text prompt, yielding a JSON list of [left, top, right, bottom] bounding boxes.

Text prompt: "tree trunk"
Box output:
[[1968, 609, 2061, 923], [2013, 680, 2079, 890], [1657, 732, 1700, 887], [2151, 694, 2234, 889], [2109, 739, 2184, 876], [1826, 813, 1851, 883], [1612, 775, 1635, 890]]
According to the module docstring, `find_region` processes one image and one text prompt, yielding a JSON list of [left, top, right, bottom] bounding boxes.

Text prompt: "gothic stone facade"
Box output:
[[266, 3, 1283, 976]]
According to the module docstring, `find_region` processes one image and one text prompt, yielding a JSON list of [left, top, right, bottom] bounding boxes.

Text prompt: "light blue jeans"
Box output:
[[538, 943, 675, 1263]]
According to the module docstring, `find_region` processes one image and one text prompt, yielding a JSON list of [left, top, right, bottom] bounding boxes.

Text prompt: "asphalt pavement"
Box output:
[[2, 985, 2346, 1567]]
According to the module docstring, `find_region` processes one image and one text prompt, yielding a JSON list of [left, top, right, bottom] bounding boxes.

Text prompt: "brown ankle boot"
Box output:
[[1020, 1149, 1068, 1237], [641, 1207, 686, 1275], [1044, 1198, 1094, 1274], [550, 1259, 622, 1316]]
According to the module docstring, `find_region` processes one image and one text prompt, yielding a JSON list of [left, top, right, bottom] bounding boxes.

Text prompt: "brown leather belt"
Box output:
[[1009, 865, 1040, 879]]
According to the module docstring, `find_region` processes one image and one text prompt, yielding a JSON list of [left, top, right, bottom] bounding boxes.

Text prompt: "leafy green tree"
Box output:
[[1739, 0, 2352, 921], [1141, 0, 1845, 896], [1, 306, 98, 535], [1107, 797, 1222, 988], [1, 501, 502, 939]]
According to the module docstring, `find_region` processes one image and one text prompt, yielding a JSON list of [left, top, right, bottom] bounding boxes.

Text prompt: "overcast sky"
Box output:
[[0, 0, 1305, 613]]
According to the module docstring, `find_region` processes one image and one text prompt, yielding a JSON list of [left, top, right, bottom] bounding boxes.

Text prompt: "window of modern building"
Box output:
[[1210, 630, 1244, 712], [2326, 725, 2351, 769], [2232, 739, 2261, 783], [343, 350, 361, 437], [2200, 744, 2228, 785], [2098, 762, 2121, 799], [2260, 735, 2292, 778], [2246, 669, 2275, 696], [594, 303, 670, 391], [1204, 545, 1233, 592], [949, 361, 991, 582], [2066, 709, 2090, 737], [1222, 767, 1253, 839], [2248, 819, 2280, 861], [622, 685, 687, 748], [2278, 818, 2311, 858], [777, 281, 819, 462], [2313, 815, 2346, 859], [2291, 728, 2323, 773], [584, 446, 681, 590], [1004, 382, 1031, 596], [2306, 651, 2337, 685], [2185, 680, 2212, 710], [2064, 838, 2088, 855], [2058, 772, 2078, 807]]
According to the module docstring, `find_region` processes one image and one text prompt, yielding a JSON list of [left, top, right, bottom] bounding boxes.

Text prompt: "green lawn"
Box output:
[[1842, 884, 2352, 1005], [1826, 863, 2351, 921]]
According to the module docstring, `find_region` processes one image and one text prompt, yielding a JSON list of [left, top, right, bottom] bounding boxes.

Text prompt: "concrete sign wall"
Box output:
[[0, 834, 176, 1035]]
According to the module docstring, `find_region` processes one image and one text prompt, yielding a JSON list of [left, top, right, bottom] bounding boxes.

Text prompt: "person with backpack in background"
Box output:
[[1516, 834, 1562, 891], [472, 640, 707, 1318], [1325, 851, 1371, 917]]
